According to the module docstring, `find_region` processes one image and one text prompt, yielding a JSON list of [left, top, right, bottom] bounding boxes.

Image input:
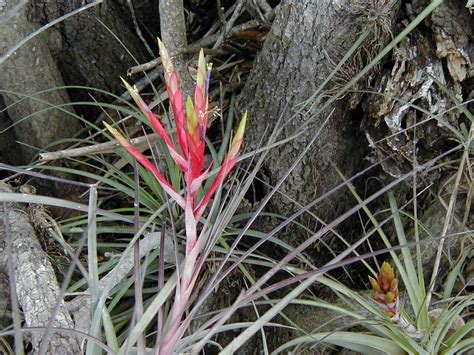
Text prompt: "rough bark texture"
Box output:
[[237, 0, 399, 242], [363, 0, 473, 178], [159, 0, 187, 53], [0, 269, 11, 329], [27, 0, 149, 116], [0, 183, 81, 354], [1, 0, 150, 194], [0, 97, 21, 167], [159, 0, 195, 97], [0, 0, 82, 164]]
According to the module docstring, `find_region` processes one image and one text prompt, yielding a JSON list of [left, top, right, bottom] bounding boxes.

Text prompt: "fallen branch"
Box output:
[[127, 19, 262, 75], [128, 58, 161, 76], [0, 182, 81, 353], [204, 2, 239, 37], [39, 133, 160, 161], [99, 231, 179, 295]]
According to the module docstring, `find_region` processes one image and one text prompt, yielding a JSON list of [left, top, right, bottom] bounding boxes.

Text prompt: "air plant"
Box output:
[[104, 38, 247, 353], [369, 261, 399, 318], [368, 260, 417, 336]]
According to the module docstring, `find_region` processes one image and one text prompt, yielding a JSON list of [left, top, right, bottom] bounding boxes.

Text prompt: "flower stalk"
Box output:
[[104, 39, 247, 353]]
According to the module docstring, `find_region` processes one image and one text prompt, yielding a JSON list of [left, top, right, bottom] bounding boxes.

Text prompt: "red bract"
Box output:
[[105, 40, 247, 241], [105, 40, 247, 353], [368, 262, 399, 317]]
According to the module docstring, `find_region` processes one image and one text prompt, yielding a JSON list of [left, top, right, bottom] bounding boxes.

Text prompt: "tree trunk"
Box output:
[[238, 0, 399, 242], [27, 0, 150, 116], [0, 0, 82, 165], [1, 0, 150, 194]]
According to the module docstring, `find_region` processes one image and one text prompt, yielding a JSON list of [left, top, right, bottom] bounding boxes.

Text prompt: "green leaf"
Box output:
[[273, 332, 405, 355]]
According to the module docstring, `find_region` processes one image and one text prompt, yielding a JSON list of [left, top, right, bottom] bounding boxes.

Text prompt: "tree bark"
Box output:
[[0, 0, 82, 164], [159, 0, 195, 97], [1, 0, 150, 194], [27, 0, 149, 116], [363, 0, 473, 177], [238, 0, 399, 238], [0, 183, 81, 354]]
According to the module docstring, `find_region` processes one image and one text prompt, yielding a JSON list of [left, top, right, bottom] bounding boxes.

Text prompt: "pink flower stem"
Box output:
[[157, 245, 200, 354]]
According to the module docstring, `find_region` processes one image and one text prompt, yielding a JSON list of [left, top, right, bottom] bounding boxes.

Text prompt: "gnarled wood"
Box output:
[[0, 182, 81, 354]]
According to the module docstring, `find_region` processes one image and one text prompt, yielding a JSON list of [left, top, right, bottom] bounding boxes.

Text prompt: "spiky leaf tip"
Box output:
[[229, 111, 247, 158], [104, 122, 130, 147]]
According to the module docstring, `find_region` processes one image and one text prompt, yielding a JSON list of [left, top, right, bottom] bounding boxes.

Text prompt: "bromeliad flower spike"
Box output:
[[369, 261, 399, 317], [104, 41, 247, 225], [104, 39, 247, 353], [368, 262, 419, 336]]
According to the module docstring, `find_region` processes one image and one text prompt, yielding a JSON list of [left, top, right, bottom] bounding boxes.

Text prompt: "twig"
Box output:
[[246, 0, 266, 22], [203, 3, 238, 38], [96, 69, 162, 124], [213, 0, 247, 49], [127, 58, 161, 76], [255, 0, 272, 14], [89, 82, 168, 153], [115, 1, 276, 126], [126, 0, 270, 75], [39, 133, 161, 161], [190, 19, 261, 49], [124, 68, 162, 98], [127, 49, 228, 76], [99, 232, 180, 295], [216, 0, 226, 28], [127, 0, 154, 57], [65, 231, 180, 338], [126, 1, 267, 76]]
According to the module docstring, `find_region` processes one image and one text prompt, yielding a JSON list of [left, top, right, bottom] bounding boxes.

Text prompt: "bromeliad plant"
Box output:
[[368, 261, 399, 318], [104, 39, 247, 353], [368, 261, 417, 335]]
